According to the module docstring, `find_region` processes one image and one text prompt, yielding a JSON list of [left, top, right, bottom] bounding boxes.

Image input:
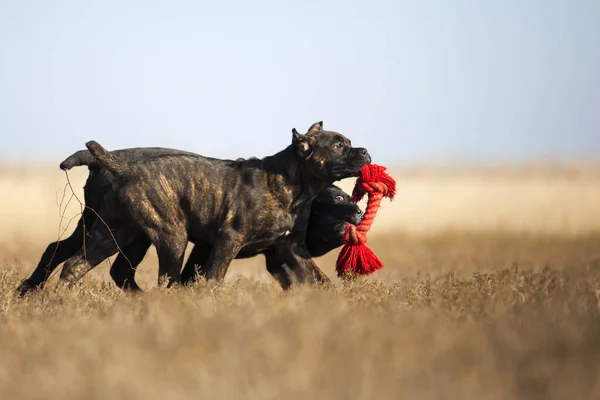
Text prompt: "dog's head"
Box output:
[[305, 185, 363, 257], [292, 121, 371, 182]]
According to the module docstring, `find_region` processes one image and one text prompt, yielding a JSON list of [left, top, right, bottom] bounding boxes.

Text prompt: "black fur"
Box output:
[[17, 138, 363, 295], [44, 122, 370, 290]]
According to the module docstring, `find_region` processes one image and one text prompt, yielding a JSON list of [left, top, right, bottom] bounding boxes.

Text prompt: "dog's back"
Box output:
[[60, 147, 199, 171]]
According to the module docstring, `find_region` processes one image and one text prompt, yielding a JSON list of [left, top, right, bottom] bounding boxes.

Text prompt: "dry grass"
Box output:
[[1, 164, 600, 399]]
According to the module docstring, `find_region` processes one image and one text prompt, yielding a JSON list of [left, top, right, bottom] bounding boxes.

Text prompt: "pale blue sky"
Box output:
[[1, 0, 598, 164]]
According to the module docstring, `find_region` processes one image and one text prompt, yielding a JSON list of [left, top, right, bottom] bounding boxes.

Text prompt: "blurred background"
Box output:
[[1, 0, 598, 164], [2, 5, 600, 398], [0, 0, 599, 275]]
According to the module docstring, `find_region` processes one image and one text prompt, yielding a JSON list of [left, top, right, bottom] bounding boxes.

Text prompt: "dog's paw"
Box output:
[[16, 279, 38, 298]]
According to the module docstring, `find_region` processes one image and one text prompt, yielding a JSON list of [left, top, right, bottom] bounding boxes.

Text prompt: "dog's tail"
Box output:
[[85, 141, 128, 177], [59, 150, 99, 170]]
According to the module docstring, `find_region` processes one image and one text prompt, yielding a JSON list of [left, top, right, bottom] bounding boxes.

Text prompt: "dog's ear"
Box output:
[[292, 128, 313, 159], [307, 121, 323, 133]]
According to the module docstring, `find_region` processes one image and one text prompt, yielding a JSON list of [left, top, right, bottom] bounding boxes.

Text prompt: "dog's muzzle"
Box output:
[[350, 206, 363, 226]]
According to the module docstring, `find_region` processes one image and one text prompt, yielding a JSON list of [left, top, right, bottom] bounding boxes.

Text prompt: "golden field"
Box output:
[[1, 163, 600, 399]]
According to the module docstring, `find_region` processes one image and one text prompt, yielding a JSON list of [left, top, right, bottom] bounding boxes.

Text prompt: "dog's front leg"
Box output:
[[203, 228, 244, 283], [274, 244, 331, 286], [264, 251, 294, 290]]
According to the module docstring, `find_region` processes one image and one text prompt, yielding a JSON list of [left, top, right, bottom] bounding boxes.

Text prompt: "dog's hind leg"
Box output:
[[109, 234, 152, 292], [17, 207, 96, 296], [58, 221, 136, 288], [139, 218, 188, 288], [155, 238, 188, 288], [181, 244, 210, 285]]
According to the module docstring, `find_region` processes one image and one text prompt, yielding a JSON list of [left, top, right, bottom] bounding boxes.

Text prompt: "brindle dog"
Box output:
[[17, 144, 362, 296], [56, 122, 371, 289], [114, 184, 362, 291]]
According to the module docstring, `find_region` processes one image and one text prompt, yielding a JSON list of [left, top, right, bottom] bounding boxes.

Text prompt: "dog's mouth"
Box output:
[[332, 148, 372, 179], [335, 208, 363, 231], [312, 208, 362, 239], [333, 160, 363, 175], [332, 161, 368, 179]]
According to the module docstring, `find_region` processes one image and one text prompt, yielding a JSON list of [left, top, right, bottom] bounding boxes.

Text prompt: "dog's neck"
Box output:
[[261, 145, 331, 196], [231, 146, 334, 239]]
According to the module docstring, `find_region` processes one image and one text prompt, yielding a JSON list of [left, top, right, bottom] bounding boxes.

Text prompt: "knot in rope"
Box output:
[[344, 224, 368, 245], [351, 164, 396, 203]]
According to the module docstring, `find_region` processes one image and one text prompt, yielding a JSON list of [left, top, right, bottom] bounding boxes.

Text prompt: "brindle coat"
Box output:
[[17, 147, 362, 296], [57, 122, 371, 288]]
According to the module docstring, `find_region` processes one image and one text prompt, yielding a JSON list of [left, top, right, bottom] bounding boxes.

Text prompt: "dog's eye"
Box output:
[[333, 141, 344, 150], [334, 195, 344, 202]]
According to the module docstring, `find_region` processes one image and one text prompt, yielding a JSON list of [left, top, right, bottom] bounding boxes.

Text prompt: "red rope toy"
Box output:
[[335, 164, 396, 278]]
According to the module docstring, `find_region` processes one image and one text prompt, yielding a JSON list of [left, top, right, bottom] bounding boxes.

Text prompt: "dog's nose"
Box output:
[[352, 206, 364, 225], [358, 148, 372, 163]]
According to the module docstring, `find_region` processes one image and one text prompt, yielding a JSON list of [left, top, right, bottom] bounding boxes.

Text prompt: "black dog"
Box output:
[[55, 121, 370, 289], [17, 143, 362, 295]]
